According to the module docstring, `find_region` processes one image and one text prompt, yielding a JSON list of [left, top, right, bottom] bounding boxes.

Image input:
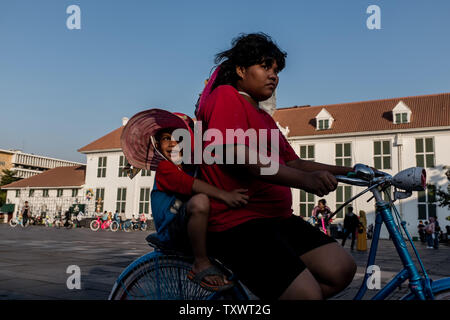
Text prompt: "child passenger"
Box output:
[[151, 112, 249, 292]]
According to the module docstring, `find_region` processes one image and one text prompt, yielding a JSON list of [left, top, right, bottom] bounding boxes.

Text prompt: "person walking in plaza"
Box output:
[[356, 210, 367, 252], [21, 201, 30, 227], [341, 206, 360, 250], [417, 220, 426, 243], [311, 199, 332, 234], [430, 217, 439, 249], [139, 212, 146, 228], [425, 217, 435, 249]]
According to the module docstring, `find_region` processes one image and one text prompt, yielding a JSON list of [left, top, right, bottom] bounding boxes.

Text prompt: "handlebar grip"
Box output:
[[347, 171, 357, 178]]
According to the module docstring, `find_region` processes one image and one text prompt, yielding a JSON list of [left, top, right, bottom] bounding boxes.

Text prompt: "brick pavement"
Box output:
[[0, 224, 448, 300]]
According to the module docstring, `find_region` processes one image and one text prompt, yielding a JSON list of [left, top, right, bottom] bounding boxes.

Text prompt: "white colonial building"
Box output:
[[273, 92, 450, 239], [77, 118, 155, 219], [1, 165, 87, 220]]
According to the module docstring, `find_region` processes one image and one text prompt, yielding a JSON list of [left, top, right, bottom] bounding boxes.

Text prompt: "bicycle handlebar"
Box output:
[[335, 165, 426, 192]]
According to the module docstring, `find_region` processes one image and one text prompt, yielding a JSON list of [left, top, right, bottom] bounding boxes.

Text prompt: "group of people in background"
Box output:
[[310, 200, 368, 251], [311, 199, 445, 252], [100, 210, 148, 227], [417, 218, 440, 249]]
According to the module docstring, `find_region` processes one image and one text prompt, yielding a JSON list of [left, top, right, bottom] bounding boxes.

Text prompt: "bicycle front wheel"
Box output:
[[123, 222, 132, 232], [110, 221, 119, 232], [90, 220, 100, 231], [9, 219, 17, 227], [108, 252, 249, 301]]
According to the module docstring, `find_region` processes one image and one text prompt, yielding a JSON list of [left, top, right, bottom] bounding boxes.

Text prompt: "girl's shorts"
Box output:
[[206, 214, 336, 300]]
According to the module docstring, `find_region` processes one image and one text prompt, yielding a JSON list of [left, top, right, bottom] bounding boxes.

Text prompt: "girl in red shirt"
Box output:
[[196, 33, 357, 300]]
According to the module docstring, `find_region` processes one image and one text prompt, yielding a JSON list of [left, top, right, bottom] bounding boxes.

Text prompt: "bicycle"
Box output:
[[44, 216, 54, 227], [90, 215, 112, 231], [9, 215, 29, 228], [54, 215, 63, 228], [110, 219, 133, 232], [109, 165, 450, 300], [131, 220, 148, 232]]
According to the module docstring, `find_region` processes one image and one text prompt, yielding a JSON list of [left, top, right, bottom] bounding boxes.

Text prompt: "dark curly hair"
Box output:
[[211, 33, 287, 92]]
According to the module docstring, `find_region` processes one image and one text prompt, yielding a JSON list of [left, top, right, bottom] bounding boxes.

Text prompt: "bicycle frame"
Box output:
[[354, 192, 429, 300], [334, 172, 450, 300]]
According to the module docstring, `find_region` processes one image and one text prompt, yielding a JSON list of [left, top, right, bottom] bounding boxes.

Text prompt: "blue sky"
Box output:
[[1, 0, 449, 163]]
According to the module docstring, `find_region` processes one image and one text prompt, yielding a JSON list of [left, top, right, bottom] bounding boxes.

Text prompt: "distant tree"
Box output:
[[435, 167, 450, 213], [1, 169, 21, 185], [0, 169, 22, 206]]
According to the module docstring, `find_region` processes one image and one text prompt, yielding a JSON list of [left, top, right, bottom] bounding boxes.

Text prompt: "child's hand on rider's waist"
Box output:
[[220, 189, 249, 209]]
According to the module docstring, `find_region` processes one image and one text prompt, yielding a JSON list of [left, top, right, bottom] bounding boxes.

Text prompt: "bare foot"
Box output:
[[192, 258, 229, 286]]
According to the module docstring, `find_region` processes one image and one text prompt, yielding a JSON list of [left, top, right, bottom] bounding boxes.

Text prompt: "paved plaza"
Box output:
[[0, 223, 448, 300]]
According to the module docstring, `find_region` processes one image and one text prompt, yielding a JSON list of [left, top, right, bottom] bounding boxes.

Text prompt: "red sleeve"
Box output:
[[203, 85, 250, 148], [155, 161, 195, 196]]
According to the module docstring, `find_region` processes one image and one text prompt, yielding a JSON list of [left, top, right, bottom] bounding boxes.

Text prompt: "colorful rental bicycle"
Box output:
[[110, 219, 133, 232], [90, 215, 113, 231], [9, 215, 29, 228], [108, 165, 450, 300]]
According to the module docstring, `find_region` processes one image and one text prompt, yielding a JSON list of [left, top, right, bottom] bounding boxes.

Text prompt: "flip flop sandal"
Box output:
[[187, 265, 235, 292]]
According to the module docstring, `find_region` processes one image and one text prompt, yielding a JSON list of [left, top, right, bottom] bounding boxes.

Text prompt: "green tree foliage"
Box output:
[[0, 169, 22, 206], [435, 167, 450, 212]]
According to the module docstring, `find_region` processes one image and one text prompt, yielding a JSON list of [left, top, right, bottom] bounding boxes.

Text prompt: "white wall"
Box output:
[[84, 151, 155, 219], [288, 128, 450, 239]]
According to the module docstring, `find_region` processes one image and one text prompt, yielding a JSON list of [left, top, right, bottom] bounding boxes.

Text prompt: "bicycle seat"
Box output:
[[146, 232, 192, 256]]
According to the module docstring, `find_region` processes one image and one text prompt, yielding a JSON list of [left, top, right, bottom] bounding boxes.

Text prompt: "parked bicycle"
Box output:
[[44, 215, 54, 227], [90, 215, 112, 231], [54, 215, 63, 228], [9, 215, 29, 228], [109, 165, 450, 300], [131, 220, 148, 232], [110, 218, 133, 232]]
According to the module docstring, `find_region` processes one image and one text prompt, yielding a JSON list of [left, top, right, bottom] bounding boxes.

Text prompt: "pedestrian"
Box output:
[[417, 220, 426, 243], [119, 211, 126, 223], [21, 201, 30, 227], [341, 207, 360, 250], [113, 210, 120, 223], [356, 210, 367, 252], [430, 217, 439, 249], [139, 212, 146, 228], [311, 199, 332, 234], [425, 218, 435, 249]]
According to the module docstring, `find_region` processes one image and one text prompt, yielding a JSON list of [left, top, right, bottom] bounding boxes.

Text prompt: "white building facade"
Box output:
[[78, 118, 155, 220], [273, 93, 450, 239], [82, 150, 155, 219]]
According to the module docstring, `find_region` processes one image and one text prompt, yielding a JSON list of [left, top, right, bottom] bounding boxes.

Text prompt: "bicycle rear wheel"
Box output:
[[90, 220, 100, 231], [110, 221, 119, 232], [108, 252, 249, 300], [123, 222, 132, 232]]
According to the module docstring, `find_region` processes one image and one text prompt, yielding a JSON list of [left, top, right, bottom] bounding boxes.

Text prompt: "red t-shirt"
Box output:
[[197, 85, 300, 232], [155, 160, 195, 197]]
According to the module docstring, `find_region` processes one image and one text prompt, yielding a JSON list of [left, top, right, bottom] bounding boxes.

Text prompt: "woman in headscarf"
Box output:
[[357, 210, 368, 251]]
